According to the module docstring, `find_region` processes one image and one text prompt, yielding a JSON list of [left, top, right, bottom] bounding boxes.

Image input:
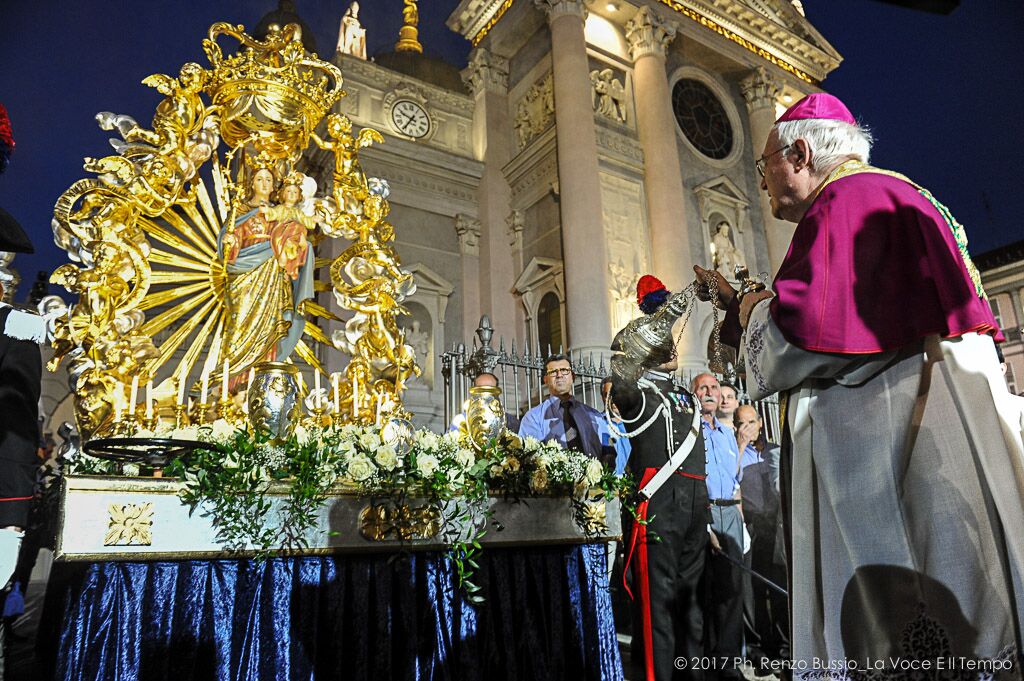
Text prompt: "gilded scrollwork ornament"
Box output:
[[49, 22, 419, 441]]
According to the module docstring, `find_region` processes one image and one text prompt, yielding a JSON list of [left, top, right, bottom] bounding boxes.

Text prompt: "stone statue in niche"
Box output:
[[404, 319, 432, 382], [337, 2, 367, 59], [710, 221, 746, 280], [589, 68, 627, 124]]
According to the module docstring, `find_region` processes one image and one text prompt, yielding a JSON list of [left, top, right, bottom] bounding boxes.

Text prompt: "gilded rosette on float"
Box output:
[[47, 22, 420, 440]]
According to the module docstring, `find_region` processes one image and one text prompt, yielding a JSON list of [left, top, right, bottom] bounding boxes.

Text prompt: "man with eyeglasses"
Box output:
[[695, 93, 1023, 669], [518, 354, 613, 465]]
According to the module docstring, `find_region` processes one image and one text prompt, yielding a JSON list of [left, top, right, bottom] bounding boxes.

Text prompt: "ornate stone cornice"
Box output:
[[533, 0, 587, 23], [626, 6, 678, 61], [454, 214, 482, 256], [462, 48, 510, 96], [740, 66, 783, 113]]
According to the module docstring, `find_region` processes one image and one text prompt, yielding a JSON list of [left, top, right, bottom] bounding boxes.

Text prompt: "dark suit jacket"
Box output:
[[0, 306, 41, 527]]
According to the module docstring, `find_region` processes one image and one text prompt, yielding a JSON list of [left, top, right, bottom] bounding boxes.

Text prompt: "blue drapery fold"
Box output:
[[48, 544, 622, 681]]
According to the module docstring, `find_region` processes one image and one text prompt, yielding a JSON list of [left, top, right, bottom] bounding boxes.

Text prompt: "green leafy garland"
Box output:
[[67, 420, 636, 598]]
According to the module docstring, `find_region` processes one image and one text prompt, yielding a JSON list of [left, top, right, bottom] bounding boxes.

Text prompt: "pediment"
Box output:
[[694, 175, 748, 205], [734, 0, 841, 66], [513, 257, 564, 295], [407, 263, 455, 297]]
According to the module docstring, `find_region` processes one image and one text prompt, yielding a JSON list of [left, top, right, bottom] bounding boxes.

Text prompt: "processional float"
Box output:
[[47, 22, 419, 446], [43, 22, 621, 564]]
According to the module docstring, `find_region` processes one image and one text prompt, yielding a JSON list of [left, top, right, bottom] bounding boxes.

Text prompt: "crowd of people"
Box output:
[[500, 92, 1024, 681]]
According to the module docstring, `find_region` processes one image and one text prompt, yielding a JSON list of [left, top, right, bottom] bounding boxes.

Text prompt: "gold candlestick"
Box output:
[[193, 402, 211, 425], [215, 397, 233, 422], [173, 404, 189, 429]]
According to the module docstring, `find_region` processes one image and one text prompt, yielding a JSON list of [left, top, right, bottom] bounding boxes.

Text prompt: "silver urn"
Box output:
[[248, 362, 302, 443]]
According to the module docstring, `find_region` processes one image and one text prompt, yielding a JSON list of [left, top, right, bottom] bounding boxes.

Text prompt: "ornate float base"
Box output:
[[56, 475, 621, 561]]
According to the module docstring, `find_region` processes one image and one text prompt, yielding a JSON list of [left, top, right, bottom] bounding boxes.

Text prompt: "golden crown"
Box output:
[[202, 22, 345, 157]]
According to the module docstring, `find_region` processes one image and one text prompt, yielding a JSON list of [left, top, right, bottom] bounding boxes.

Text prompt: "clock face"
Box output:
[[390, 100, 430, 139]]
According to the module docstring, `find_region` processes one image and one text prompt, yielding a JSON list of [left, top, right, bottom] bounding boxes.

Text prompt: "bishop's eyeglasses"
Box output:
[[545, 368, 572, 377], [755, 144, 791, 178]]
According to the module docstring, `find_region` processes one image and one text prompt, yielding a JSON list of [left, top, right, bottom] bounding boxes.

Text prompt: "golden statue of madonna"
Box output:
[[48, 22, 420, 439]]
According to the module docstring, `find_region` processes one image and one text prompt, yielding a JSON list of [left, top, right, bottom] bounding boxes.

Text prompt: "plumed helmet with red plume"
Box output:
[[636, 274, 670, 314]]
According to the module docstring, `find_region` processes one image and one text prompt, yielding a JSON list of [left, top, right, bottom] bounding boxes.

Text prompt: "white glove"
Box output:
[[0, 528, 24, 587]]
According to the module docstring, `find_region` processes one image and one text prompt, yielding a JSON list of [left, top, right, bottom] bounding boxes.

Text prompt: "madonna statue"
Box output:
[[218, 165, 314, 370]]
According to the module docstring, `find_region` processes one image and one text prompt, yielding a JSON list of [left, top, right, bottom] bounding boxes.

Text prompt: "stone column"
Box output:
[[462, 48, 521, 343], [626, 6, 703, 368], [535, 0, 613, 358], [454, 214, 482, 331], [741, 67, 792, 275]]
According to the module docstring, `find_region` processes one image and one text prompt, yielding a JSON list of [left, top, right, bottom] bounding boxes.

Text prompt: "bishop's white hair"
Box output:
[[774, 118, 874, 173]]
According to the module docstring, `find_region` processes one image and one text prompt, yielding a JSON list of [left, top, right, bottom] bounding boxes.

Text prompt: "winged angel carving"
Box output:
[[49, 22, 419, 439]]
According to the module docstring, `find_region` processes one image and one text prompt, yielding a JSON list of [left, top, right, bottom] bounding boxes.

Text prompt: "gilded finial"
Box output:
[[395, 0, 422, 54]]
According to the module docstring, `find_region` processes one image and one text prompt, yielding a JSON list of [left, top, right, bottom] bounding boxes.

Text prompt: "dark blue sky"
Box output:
[[0, 1, 1021, 295]]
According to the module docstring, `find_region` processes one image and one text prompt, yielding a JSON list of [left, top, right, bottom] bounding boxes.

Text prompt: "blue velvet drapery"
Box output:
[[47, 544, 622, 681]]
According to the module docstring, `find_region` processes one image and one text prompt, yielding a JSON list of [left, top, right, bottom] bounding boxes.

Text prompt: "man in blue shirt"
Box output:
[[693, 372, 751, 680], [518, 354, 612, 464]]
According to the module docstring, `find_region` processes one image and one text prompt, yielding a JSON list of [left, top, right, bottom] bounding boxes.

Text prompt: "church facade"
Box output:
[[309, 0, 842, 428]]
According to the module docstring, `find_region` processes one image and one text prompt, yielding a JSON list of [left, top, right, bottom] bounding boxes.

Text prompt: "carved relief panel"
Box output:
[[513, 73, 554, 151], [599, 172, 650, 332]]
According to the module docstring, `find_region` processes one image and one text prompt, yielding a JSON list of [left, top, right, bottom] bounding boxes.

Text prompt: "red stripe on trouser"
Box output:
[[623, 467, 658, 681], [0, 496, 32, 502]]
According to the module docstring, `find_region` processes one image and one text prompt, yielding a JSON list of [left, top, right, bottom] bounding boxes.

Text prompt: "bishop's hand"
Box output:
[[692, 265, 735, 311]]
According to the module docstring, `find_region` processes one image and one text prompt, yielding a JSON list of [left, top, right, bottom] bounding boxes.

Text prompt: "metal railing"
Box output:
[[441, 316, 782, 445], [441, 316, 608, 424]]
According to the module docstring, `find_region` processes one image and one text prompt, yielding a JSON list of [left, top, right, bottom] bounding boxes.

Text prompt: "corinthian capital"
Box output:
[[740, 67, 784, 113], [462, 48, 510, 96], [454, 214, 482, 256], [626, 6, 678, 61], [534, 0, 587, 23]]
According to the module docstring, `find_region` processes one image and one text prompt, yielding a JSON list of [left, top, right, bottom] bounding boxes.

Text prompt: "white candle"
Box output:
[[145, 380, 153, 420], [200, 370, 209, 405], [114, 387, 123, 423], [375, 393, 383, 424], [177, 373, 187, 406], [351, 377, 359, 419], [314, 369, 321, 408], [333, 374, 340, 414], [129, 376, 139, 414], [222, 360, 229, 401]]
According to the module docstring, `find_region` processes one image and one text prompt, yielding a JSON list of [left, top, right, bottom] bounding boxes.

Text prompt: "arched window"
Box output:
[[537, 291, 562, 355]]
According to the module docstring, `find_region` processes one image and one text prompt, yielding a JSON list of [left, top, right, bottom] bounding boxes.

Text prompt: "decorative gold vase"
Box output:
[[465, 386, 506, 452], [248, 362, 301, 443]]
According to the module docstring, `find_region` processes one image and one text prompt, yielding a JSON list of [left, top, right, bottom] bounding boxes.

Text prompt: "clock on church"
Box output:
[[390, 99, 431, 139]]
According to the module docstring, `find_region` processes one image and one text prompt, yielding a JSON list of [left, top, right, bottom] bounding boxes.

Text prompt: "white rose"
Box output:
[[504, 455, 521, 473], [489, 463, 504, 477], [417, 453, 440, 477], [585, 459, 603, 486], [523, 436, 541, 450], [123, 463, 141, 477], [359, 431, 380, 450], [135, 428, 155, 439], [293, 424, 310, 445], [171, 425, 200, 441], [375, 445, 400, 471], [210, 419, 235, 442], [347, 455, 375, 482], [456, 448, 476, 468]]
